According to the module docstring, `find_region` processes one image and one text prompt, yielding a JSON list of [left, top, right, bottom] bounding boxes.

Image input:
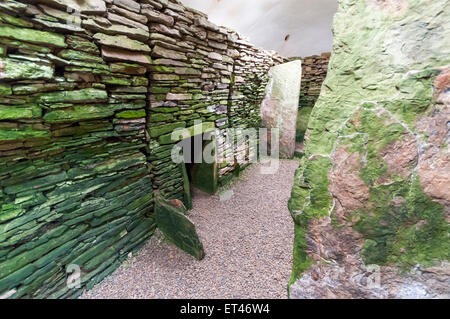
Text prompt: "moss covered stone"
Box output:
[[149, 122, 187, 138], [115, 109, 146, 119], [93, 33, 151, 53], [0, 58, 54, 80], [0, 84, 12, 97], [0, 24, 66, 48], [39, 88, 108, 105]]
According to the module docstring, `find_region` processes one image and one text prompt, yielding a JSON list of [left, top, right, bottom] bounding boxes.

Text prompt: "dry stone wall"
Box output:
[[290, 53, 330, 143], [0, 0, 283, 298]]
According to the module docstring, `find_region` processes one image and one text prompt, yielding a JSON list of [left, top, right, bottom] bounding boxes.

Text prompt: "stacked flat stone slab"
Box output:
[[297, 53, 329, 109], [290, 53, 329, 142], [0, 0, 155, 299], [0, 0, 285, 298], [144, 0, 285, 193], [289, 0, 449, 299]]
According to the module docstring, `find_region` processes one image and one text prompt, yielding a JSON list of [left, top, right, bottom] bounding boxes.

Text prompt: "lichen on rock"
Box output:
[[289, 0, 450, 299]]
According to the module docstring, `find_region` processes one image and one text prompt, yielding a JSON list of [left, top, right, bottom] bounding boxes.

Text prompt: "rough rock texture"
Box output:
[[0, 0, 285, 298], [289, 0, 450, 299], [261, 60, 302, 158]]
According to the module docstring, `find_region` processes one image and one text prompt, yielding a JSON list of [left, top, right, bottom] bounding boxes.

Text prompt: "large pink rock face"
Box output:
[[289, 0, 450, 299]]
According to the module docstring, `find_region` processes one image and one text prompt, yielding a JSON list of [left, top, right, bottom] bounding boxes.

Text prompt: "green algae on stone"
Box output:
[[0, 24, 66, 48], [0, 106, 41, 120], [289, 224, 313, 287], [115, 109, 146, 119], [0, 126, 50, 141], [288, 0, 450, 289], [0, 58, 54, 80], [354, 177, 449, 268], [39, 88, 108, 105], [150, 113, 174, 122], [149, 122, 187, 138], [0, 84, 12, 97], [158, 122, 215, 144]]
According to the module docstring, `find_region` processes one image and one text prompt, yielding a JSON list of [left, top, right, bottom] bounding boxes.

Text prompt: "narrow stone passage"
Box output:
[[81, 160, 298, 299]]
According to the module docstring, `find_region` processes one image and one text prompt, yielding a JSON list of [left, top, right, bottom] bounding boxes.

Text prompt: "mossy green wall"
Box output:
[[0, 0, 283, 298]]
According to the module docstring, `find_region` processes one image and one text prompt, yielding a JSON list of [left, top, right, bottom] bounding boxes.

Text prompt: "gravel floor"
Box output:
[[80, 160, 298, 299]]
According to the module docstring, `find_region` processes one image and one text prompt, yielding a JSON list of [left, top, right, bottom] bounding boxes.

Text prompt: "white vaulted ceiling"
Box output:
[[180, 0, 338, 57]]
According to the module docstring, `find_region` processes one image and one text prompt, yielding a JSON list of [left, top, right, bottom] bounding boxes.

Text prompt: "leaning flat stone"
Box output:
[[0, 106, 40, 120], [101, 47, 152, 66], [0, 24, 66, 48], [43, 105, 114, 123], [0, 84, 12, 97], [150, 24, 181, 38], [166, 93, 192, 101], [93, 33, 151, 53], [37, 4, 82, 25], [174, 67, 201, 75], [151, 74, 180, 81], [58, 50, 104, 64], [66, 35, 99, 54], [208, 40, 227, 51], [153, 58, 188, 67]]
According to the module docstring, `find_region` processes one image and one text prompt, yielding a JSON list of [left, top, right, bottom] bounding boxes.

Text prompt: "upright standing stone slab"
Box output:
[[261, 60, 302, 158]]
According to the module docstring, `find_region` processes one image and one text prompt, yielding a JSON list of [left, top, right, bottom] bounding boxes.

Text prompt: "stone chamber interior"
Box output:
[[0, 0, 449, 299]]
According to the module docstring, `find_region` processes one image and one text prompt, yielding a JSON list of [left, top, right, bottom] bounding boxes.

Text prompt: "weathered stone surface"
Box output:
[[107, 12, 148, 32], [39, 89, 107, 105], [110, 5, 147, 24], [289, 0, 450, 299], [101, 47, 152, 66], [142, 8, 174, 26], [0, 58, 54, 80], [93, 33, 151, 53], [0, 25, 66, 48], [261, 60, 302, 158], [0, 0, 286, 299], [155, 194, 205, 260], [37, 0, 106, 14], [152, 45, 187, 61], [166, 93, 192, 101]]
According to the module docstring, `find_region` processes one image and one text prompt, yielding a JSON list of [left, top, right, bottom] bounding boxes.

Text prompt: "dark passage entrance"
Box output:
[[180, 133, 218, 208]]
